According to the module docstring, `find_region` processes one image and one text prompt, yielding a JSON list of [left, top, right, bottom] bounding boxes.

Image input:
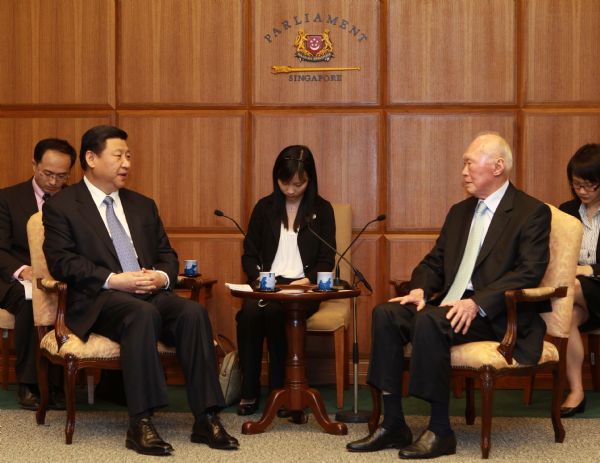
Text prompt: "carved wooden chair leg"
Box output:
[[588, 333, 600, 390], [479, 368, 495, 459], [368, 384, 381, 434], [551, 364, 566, 443], [1, 329, 9, 390], [64, 357, 78, 445], [36, 354, 50, 425], [523, 372, 535, 405]]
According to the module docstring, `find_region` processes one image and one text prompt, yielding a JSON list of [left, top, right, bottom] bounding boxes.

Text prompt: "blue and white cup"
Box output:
[[183, 259, 198, 277], [258, 271, 276, 291], [317, 271, 334, 291]]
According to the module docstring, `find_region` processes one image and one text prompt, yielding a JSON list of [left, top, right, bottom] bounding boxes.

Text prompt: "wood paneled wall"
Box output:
[[2, 0, 600, 385]]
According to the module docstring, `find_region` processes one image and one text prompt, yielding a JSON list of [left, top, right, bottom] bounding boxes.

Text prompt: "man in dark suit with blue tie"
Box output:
[[42, 125, 238, 455], [0, 138, 75, 410], [347, 133, 551, 459]]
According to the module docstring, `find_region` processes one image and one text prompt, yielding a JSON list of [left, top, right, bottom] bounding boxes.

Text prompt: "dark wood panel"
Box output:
[[387, 113, 516, 231], [119, 0, 244, 105], [388, 0, 516, 104], [525, 0, 600, 103], [118, 113, 245, 229], [0, 0, 114, 106], [522, 112, 600, 205]]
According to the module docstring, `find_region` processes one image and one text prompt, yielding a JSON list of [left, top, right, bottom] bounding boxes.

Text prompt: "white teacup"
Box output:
[[317, 271, 334, 291], [258, 271, 276, 291]]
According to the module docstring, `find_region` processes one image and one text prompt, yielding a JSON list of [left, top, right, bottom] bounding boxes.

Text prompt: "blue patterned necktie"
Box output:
[[103, 196, 140, 272], [441, 201, 487, 305]]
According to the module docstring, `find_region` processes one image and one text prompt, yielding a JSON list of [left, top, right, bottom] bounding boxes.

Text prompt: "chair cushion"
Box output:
[[40, 330, 175, 359], [307, 298, 350, 331], [0, 308, 15, 330], [403, 340, 559, 370]]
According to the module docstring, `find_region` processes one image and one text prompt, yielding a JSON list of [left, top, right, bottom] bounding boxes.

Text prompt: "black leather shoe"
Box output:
[[277, 407, 308, 423], [191, 413, 239, 450], [237, 399, 259, 416], [18, 384, 39, 411], [48, 389, 66, 410], [125, 417, 172, 456], [399, 429, 456, 459], [346, 425, 413, 452], [560, 397, 586, 418]]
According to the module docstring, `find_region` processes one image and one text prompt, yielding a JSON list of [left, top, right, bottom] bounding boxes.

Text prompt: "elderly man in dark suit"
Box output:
[[347, 133, 551, 459], [42, 125, 238, 456], [0, 138, 76, 410]]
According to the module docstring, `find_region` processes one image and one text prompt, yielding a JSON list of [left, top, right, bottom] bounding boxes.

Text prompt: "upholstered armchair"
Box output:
[[369, 204, 582, 458], [307, 203, 352, 408], [27, 211, 203, 444]]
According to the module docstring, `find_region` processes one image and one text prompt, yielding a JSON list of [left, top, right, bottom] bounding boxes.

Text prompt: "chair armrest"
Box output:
[[36, 277, 71, 348], [176, 276, 203, 303], [498, 286, 568, 364], [390, 279, 410, 297]]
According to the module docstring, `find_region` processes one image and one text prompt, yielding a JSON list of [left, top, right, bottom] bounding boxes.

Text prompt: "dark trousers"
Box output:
[[368, 301, 497, 403], [91, 290, 224, 417], [2, 283, 37, 385], [236, 298, 318, 400]]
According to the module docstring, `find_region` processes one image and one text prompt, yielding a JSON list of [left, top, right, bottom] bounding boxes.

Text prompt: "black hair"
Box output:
[[33, 138, 77, 167], [80, 125, 128, 171], [567, 143, 600, 197], [272, 145, 318, 231]]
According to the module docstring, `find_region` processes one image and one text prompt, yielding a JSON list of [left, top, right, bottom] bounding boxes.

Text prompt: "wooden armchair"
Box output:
[[27, 212, 204, 444], [369, 204, 582, 458]]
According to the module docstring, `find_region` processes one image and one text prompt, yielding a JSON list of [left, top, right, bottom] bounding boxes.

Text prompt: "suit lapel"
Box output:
[[74, 181, 119, 263], [475, 183, 516, 266], [23, 180, 39, 215]]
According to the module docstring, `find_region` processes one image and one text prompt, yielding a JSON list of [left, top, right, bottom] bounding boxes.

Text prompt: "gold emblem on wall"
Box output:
[[272, 29, 360, 75]]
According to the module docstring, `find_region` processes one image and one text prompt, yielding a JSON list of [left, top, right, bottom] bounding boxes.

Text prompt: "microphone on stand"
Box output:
[[334, 214, 386, 288], [305, 217, 373, 294], [214, 209, 263, 272]]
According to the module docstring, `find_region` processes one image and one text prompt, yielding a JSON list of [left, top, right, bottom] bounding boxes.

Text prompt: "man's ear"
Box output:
[[85, 150, 96, 169], [492, 157, 505, 177]]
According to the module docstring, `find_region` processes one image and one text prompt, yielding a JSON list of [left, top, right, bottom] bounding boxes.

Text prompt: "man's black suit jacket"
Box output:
[[410, 183, 552, 364], [42, 180, 179, 339], [0, 180, 38, 302]]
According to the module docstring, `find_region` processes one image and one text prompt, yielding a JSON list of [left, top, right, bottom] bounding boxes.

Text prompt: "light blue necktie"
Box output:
[[103, 196, 140, 272], [441, 201, 487, 305]]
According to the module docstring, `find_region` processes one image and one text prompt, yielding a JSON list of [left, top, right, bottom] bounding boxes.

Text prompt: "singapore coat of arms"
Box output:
[[294, 29, 334, 62]]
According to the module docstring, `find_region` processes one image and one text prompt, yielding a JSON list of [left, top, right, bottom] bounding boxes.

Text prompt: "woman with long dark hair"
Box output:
[[559, 143, 600, 417], [236, 145, 336, 416]]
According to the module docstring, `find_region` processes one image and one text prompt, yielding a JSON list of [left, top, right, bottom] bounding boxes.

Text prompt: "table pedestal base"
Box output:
[[242, 387, 348, 435]]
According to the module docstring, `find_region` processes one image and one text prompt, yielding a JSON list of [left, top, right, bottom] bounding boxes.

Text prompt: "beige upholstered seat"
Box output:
[[27, 212, 196, 445], [0, 308, 15, 389], [371, 204, 582, 459], [306, 203, 352, 408]]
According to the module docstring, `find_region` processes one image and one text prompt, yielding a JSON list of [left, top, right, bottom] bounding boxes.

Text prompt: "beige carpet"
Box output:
[[1, 410, 599, 462]]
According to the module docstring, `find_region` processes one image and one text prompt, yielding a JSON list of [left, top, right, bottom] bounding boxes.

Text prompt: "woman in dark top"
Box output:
[[559, 143, 600, 417], [236, 145, 336, 416]]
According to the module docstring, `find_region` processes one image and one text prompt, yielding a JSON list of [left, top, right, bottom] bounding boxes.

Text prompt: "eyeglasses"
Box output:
[[571, 181, 600, 192], [39, 170, 69, 181]]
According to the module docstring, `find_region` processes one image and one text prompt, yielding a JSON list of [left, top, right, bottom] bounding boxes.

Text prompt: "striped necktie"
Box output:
[[103, 196, 140, 272], [441, 201, 487, 305]]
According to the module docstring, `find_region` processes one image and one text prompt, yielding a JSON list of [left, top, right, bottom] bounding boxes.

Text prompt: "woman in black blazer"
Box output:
[[559, 143, 600, 418], [236, 145, 336, 416]]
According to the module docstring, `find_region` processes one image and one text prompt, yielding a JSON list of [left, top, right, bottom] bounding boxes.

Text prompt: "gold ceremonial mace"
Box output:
[[271, 65, 361, 74]]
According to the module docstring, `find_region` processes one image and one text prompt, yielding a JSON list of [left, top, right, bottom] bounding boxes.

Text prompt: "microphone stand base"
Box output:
[[335, 409, 371, 423]]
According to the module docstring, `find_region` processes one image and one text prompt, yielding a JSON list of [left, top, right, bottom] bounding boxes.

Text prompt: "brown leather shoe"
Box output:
[[346, 425, 413, 452], [399, 429, 456, 459], [191, 413, 239, 450], [125, 417, 172, 456], [18, 384, 39, 411]]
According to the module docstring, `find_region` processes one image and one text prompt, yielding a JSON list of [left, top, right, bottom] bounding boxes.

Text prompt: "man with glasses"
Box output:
[[0, 138, 76, 409]]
